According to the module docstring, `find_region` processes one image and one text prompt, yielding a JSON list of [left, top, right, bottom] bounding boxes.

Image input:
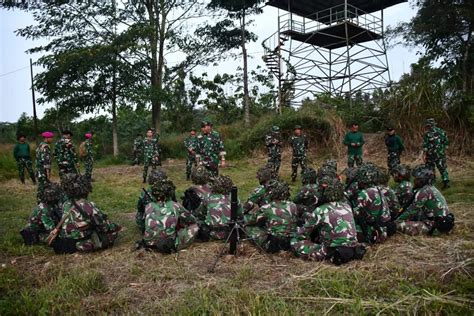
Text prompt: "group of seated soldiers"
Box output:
[[20, 160, 454, 265]]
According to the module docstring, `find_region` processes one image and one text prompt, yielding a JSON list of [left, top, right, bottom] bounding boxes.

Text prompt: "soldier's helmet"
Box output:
[[40, 182, 62, 204], [211, 175, 234, 195], [271, 125, 280, 132], [392, 164, 411, 181], [148, 168, 168, 185], [61, 174, 91, 199], [425, 118, 437, 126], [345, 167, 358, 184], [302, 167, 317, 185], [377, 167, 390, 185], [318, 161, 338, 180], [257, 166, 274, 183], [356, 163, 379, 189], [191, 166, 211, 185], [267, 180, 290, 201], [320, 177, 344, 203], [412, 164, 435, 186], [151, 178, 176, 201]]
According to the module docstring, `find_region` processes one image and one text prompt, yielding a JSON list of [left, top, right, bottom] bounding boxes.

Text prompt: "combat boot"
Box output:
[[442, 180, 450, 189], [20, 178, 25, 184]]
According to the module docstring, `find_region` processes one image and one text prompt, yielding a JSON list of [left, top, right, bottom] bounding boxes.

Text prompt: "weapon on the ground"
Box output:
[[229, 186, 238, 255]]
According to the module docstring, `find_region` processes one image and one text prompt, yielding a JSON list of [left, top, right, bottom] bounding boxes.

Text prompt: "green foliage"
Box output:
[[0, 145, 17, 181]]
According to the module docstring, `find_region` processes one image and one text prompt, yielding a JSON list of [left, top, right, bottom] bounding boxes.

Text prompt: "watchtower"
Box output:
[[262, 0, 407, 110]]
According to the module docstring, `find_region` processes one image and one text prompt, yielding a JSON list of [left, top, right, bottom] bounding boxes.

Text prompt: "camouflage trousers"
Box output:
[[425, 155, 449, 182], [387, 151, 401, 174], [268, 155, 281, 175], [356, 224, 387, 244], [84, 158, 93, 181], [290, 238, 327, 260], [186, 155, 197, 178], [396, 220, 433, 235], [17, 158, 35, 183], [347, 154, 363, 168], [133, 150, 143, 165], [291, 155, 307, 181], [143, 158, 158, 182], [245, 226, 291, 253], [175, 224, 199, 251], [36, 178, 47, 203]]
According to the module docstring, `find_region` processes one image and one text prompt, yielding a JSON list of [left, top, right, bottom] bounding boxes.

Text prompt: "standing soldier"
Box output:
[[82, 132, 94, 182], [196, 120, 226, 177], [265, 126, 282, 175], [55, 130, 78, 180], [289, 125, 308, 182], [142, 128, 159, 183], [132, 133, 144, 166], [343, 123, 365, 168], [423, 118, 450, 189], [184, 128, 198, 180], [36, 131, 54, 202], [13, 133, 36, 184], [384, 127, 405, 174]]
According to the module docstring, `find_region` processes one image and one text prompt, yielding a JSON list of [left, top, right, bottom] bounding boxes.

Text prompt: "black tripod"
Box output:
[[208, 186, 274, 273]]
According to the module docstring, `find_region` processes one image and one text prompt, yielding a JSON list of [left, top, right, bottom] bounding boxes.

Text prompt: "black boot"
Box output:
[[20, 178, 25, 184], [442, 180, 450, 189]]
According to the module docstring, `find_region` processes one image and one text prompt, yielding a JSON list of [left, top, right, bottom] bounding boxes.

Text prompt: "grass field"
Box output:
[[0, 153, 473, 314]]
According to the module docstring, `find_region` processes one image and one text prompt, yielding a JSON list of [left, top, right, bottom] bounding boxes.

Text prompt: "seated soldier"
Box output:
[[377, 167, 401, 220], [392, 164, 414, 210], [396, 165, 454, 235], [196, 175, 242, 240], [291, 177, 365, 265], [20, 182, 63, 245], [50, 174, 121, 254], [139, 179, 199, 253], [182, 166, 212, 212], [344, 167, 359, 206], [293, 167, 319, 217], [352, 163, 393, 244], [244, 180, 298, 253], [242, 166, 274, 213], [317, 160, 338, 182], [136, 169, 168, 232]]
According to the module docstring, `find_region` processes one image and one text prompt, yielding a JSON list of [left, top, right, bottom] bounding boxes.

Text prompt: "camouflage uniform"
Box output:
[[184, 134, 198, 180], [265, 126, 282, 175], [196, 130, 225, 177], [423, 119, 449, 185], [35, 141, 52, 202], [343, 168, 359, 206], [290, 132, 308, 181], [384, 131, 405, 173], [132, 136, 144, 165], [83, 138, 94, 182], [243, 166, 274, 212], [343, 130, 364, 168], [395, 180, 414, 209], [13, 141, 36, 184], [293, 168, 319, 216], [143, 137, 160, 183], [55, 137, 79, 179], [182, 166, 212, 212]]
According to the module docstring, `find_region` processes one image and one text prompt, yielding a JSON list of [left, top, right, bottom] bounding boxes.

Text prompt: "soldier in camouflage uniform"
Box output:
[[344, 167, 359, 206], [423, 118, 450, 189], [50, 174, 121, 253], [13, 134, 36, 184], [377, 167, 401, 220], [36, 131, 55, 203], [243, 166, 274, 213], [132, 133, 144, 165], [352, 163, 393, 244], [293, 167, 319, 217], [136, 169, 169, 232], [317, 160, 338, 181], [265, 126, 282, 175], [290, 125, 308, 182], [196, 176, 242, 240], [392, 164, 414, 210], [291, 177, 365, 265], [182, 166, 213, 213], [244, 180, 298, 253], [142, 128, 160, 183], [20, 182, 63, 245], [343, 123, 365, 168], [139, 179, 199, 253], [54, 130, 79, 180], [196, 120, 226, 177], [83, 133, 94, 182], [184, 128, 198, 180], [384, 127, 405, 174], [396, 165, 454, 235]]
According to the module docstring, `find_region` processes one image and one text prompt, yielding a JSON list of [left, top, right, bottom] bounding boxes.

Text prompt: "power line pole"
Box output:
[[30, 58, 38, 143]]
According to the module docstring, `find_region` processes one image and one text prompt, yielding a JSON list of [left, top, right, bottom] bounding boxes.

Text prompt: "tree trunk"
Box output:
[[155, 0, 167, 134], [112, 63, 119, 157], [147, 0, 161, 132], [241, 8, 250, 126], [461, 23, 472, 94]]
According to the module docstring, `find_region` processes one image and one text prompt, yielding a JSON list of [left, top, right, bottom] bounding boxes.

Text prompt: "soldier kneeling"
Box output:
[[291, 177, 365, 265], [49, 174, 121, 254], [138, 179, 199, 253], [396, 165, 454, 235], [20, 182, 63, 245], [182, 166, 212, 213]]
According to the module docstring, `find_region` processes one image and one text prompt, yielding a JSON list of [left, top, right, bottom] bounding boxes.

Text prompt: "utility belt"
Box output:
[[326, 245, 366, 266]]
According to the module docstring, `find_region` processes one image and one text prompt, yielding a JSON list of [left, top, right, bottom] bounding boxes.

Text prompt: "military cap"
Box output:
[[294, 125, 302, 130], [190, 127, 196, 132], [211, 175, 233, 195], [386, 127, 394, 131], [320, 177, 344, 203], [412, 164, 435, 185], [151, 178, 176, 201], [425, 118, 436, 126], [201, 120, 212, 127], [257, 166, 274, 183], [62, 129, 73, 136], [392, 164, 411, 181], [42, 131, 54, 138], [271, 126, 280, 132], [191, 165, 211, 185]]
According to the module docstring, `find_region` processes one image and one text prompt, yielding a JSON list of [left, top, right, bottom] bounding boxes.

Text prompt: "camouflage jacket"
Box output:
[[59, 199, 118, 240], [423, 126, 449, 157], [197, 193, 242, 228], [293, 184, 320, 210], [184, 135, 198, 158], [244, 185, 271, 211], [143, 138, 159, 160], [24, 202, 59, 233], [196, 131, 225, 166], [133, 137, 143, 152], [294, 202, 358, 248], [244, 200, 298, 238], [395, 180, 414, 209], [344, 181, 359, 206], [353, 187, 391, 225], [264, 132, 282, 157], [397, 185, 449, 221], [136, 187, 154, 230], [85, 139, 93, 161], [143, 201, 197, 246], [379, 185, 400, 217], [290, 135, 308, 157], [35, 141, 52, 179], [55, 138, 78, 169]]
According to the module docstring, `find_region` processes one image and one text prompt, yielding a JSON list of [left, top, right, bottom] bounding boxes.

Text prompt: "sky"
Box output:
[[0, 2, 419, 123]]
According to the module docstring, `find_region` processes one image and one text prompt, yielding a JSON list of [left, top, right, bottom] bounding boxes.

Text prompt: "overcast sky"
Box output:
[[0, 2, 418, 123]]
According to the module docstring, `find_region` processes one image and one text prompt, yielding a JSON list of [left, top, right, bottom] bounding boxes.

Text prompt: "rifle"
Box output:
[[46, 200, 80, 245], [142, 188, 155, 203]]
